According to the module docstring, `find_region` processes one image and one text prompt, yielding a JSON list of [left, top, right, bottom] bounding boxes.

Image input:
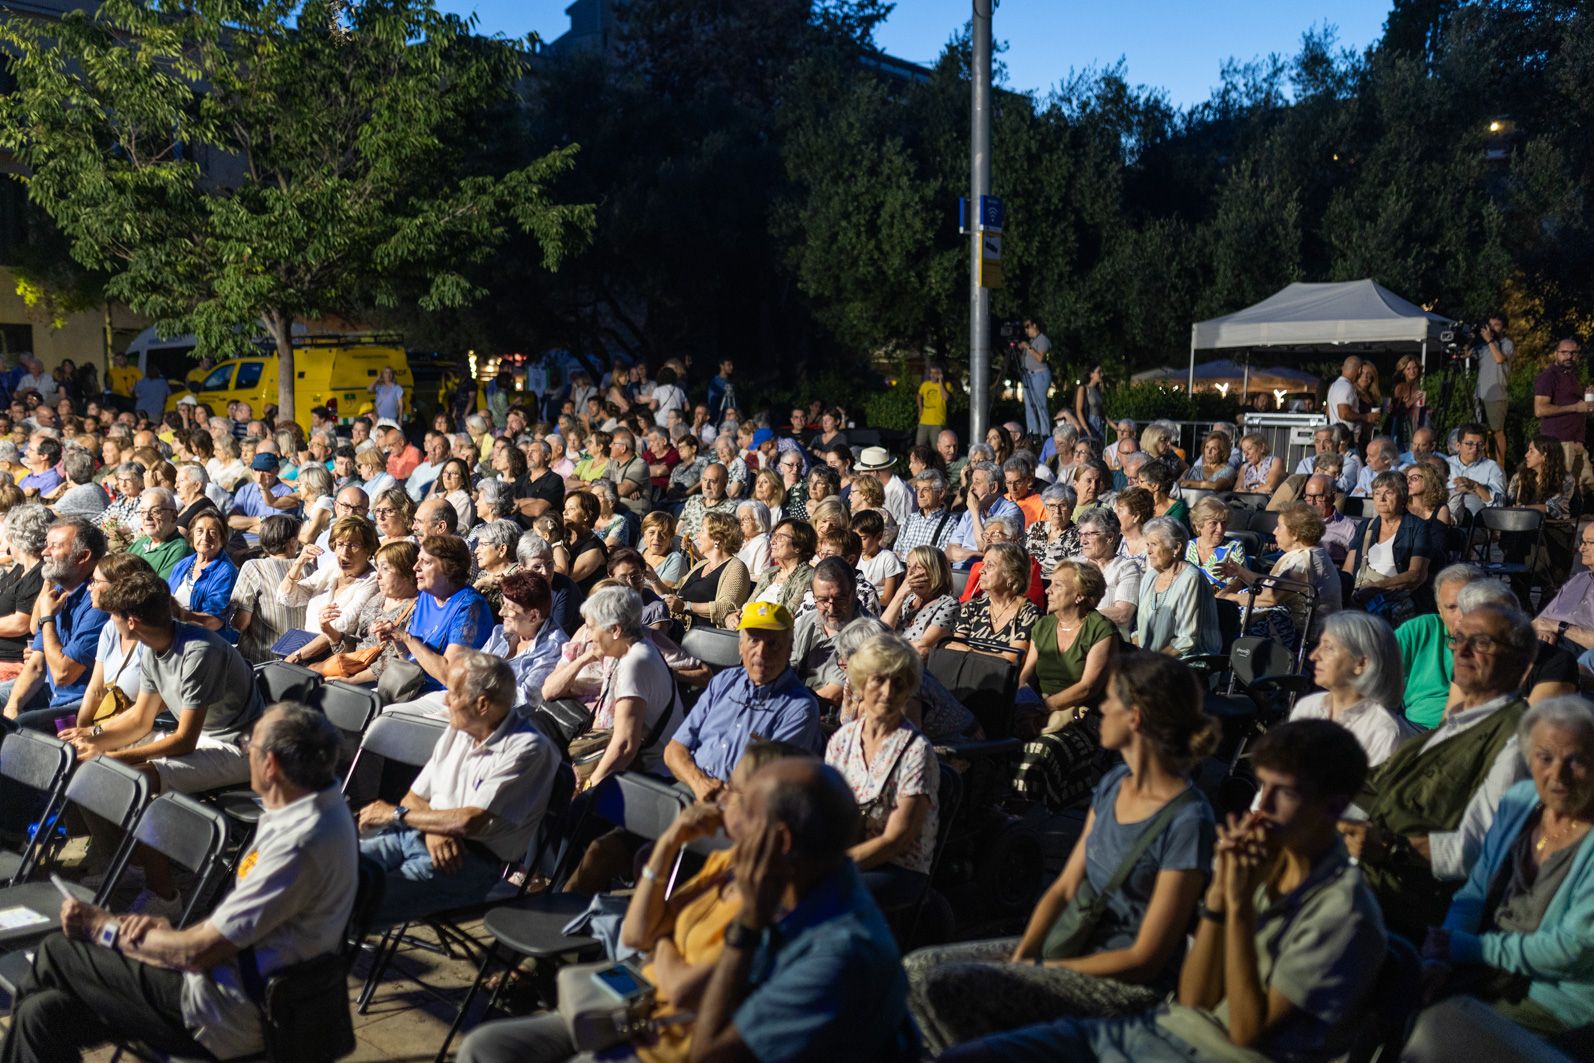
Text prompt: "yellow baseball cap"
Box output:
[[738, 601, 794, 632]]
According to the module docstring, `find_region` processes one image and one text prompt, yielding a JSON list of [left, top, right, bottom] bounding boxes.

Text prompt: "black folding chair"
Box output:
[[435, 771, 691, 1059], [254, 660, 323, 706], [0, 730, 76, 887], [314, 680, 380, 748], [341, 711, 447, 807], [680, 625, 741, 670], [1464, 506, 1545, 587], [1345, 935, 1423, 1063]]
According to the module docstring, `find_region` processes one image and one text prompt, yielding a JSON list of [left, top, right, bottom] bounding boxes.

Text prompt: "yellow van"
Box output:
[[166, 338, 413, 429]]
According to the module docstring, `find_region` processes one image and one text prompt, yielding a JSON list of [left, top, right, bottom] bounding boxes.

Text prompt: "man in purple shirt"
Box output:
[[1531, 527, 1594, 673], [1302, 474, 1357, 565], [1533, 336, 1593, 493]]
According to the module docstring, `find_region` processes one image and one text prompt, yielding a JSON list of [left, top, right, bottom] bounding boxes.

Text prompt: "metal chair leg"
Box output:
[[356, 924, 404, 1013], [434, 941, 502, 1063]]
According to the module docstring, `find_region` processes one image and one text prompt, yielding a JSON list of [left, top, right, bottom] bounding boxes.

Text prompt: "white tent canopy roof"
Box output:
[[1191, 279, 1451, 350]]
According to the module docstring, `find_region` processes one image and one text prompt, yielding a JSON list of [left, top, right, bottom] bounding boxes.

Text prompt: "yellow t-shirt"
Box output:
[[108, 365, 142, 397], [918, 381, 948, 426]]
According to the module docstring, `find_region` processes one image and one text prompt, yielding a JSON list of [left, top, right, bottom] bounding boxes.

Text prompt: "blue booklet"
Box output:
[[270, 629, 319, 659]]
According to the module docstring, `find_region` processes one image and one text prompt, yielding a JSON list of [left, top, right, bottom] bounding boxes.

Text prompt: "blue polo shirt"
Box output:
[[407, 585, 493, 692], [20, 468, 62, 497], [230, 479, 296, 520], [32, 582, 108, 707], [734, 861, 916, 1063], [948, 496, 1023, 568], [673, 666, 822, 783]]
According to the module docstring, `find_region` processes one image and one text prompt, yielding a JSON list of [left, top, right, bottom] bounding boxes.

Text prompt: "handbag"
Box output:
[[310, 642, 386, 680], [377, 657, 427, 705], [1041, 789, 1199, 960], [557, 959, 657, 1053], [92, 644, 140, 723]]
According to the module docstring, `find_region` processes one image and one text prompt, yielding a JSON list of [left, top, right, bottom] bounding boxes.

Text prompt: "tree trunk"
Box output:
[[264, 310, 296, 425]]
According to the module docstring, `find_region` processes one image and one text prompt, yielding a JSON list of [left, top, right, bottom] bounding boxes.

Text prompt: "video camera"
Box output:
[[1439, 322, 1480, 362]]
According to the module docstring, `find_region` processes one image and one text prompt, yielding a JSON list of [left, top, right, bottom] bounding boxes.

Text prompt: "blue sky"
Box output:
[[447, 1, 1394, 108]]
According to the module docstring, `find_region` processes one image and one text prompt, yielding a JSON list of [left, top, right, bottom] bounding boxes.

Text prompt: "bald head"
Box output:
[[336, 486, 368, 512], [412, 497, 456, 537], [748, 757, 860, 867]]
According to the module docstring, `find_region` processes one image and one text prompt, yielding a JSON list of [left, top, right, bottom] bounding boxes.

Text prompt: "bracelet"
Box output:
[[1197, 901, 1226, 924], [1559, 621, 1570, 638], [39, 615, 55, 626], [640, 864, 660, 883]]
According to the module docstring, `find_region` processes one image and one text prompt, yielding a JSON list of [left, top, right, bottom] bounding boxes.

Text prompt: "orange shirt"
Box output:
[[636, 848, 741, 1063], [1012, 492, 1046, 528]]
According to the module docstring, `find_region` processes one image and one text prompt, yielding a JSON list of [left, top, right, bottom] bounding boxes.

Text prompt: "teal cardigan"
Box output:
[[1445, 779, 1594, 1029]]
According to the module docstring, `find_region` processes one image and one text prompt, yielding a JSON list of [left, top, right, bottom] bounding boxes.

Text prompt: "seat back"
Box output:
[[1475, 506, 1544, 534], [680, 626, 741, 670], [1247, 510, 1280, 542], [588, 772, 692, 841], [926, 645, 1019, 740], [346, 855, 388, 961], [315, 680, 380, 739], [1229, 637, 1294, 689], [64, 755, 151, 839], [1346, 934, 1423, 1063], [255, 660, 324, 706], [1342, 496, 1371, 519], [531, 699, 593, 758], [353, 712, 446, 770], [1223, 530, 1264, 566], [1226, 492, 1270, 511], [0, 730, 75, 883], [950, 567, 971, 599], [120, 794, 230, 924], [1215, 598, 1242, 649]]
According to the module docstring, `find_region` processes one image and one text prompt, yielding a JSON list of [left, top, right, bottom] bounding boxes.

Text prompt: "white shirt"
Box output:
[[406, 460, 444, 501], [652, 384, 687, 427], [859, 548, 904, 590], [1290, 692, 1414, 768], [881, 474, 913, 526], [279, 567, 378, 639], [1419, 694, 1528, 880], [1326, 376, 1359, 427], [412, 712, 558, 863], [183, 787, 356, 1059], [738, 533, 772, 581]]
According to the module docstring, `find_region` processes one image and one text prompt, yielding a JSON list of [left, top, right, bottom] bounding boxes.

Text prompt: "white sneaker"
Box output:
[[129, 888, 183, 923]]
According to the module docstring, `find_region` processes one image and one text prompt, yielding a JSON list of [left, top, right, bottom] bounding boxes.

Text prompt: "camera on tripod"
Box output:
[[1439, 321, 1479, 362]]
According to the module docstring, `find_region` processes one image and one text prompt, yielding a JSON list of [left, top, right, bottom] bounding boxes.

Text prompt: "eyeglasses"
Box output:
[[138, 507, 174, 517], [1303, 493, 1328, 501], [373, 507, 397, 517], [1447, 633, 1502, 655]]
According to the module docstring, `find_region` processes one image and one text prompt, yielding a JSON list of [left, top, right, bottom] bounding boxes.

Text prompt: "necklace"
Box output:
[[1536, 816, 1591, 855]]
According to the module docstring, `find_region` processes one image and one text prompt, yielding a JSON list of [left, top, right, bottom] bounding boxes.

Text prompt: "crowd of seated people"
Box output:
[[0, 349, 1591, 1062]]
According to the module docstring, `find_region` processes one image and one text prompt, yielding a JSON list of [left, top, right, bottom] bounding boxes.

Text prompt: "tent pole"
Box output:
[[1420, 338, 1427, 376], [1187, 327, 1197, 395]]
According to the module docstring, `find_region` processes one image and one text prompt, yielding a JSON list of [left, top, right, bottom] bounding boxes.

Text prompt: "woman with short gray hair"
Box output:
[[554, 584, 679, 790], [472, 519, 524, 614], [97, 460, 146, 534], [1405, 695, 1594, 1057], [1027, 482, 1079, 578], [1075, 507, 1140, 638], [474, 478, 515, 524], [735, 499, 772, 580], [1133, 517, 1220, 656], [0, 504, 48, 681], [1290, 612, 1412, 766]]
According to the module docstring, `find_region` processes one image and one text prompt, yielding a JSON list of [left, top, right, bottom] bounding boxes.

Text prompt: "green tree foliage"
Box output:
[[0, 0, 592, 419]]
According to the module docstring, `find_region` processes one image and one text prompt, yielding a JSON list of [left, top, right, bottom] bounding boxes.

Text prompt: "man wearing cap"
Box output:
[[228, 454, 298, 542], [663, 601, 822, 802], [856, 446, 913, 527]]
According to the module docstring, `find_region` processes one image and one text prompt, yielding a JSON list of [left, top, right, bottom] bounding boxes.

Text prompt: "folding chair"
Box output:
[[680, 625, 742, 670], [0, 730, 76, 887], [1342, 495, 1372, 519], [926, 639, 1021, 742], [1463, 506, 1544, 585], [341, 711, 447, 808], [435, 771, 691, 1059], [894, 757, 962, 946], [254, 660, 323, 706], [314, 680, 380, 747], [1345, 935, 1423, 1063]]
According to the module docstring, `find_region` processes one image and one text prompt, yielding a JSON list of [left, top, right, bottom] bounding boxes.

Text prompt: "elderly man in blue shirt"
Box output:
[[945, 461, 1022, 571], [227, 453, 298, 545], [663, 601, 823, 802], [1, 517, 108, 729]]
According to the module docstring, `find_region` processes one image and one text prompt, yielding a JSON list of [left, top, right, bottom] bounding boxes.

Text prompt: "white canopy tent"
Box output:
[[1188, 279, 1452, 393]]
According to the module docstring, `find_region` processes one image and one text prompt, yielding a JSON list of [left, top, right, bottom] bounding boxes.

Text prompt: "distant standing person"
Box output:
[[106, 352, 142, 413], [1075, 364, 1106, 442], [132, 365, 170, 424], [1473, 314, 1514, 463], [917, 364, 951, 447], [707, 358, 737, 423], [368, 366, 404, 423], [1018, 319, 1052, 436]]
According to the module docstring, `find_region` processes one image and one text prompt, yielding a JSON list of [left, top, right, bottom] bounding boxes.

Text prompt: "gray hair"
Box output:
[[590, 479, 619, 507], [116, 460, 147, 480], [255, 702, 343, 791], [1143, 515, 1189, 553], [4, 502, 52, 558], [1434, 562, 1484, 594], [580, 584, 644, 639], [1518, 696, 1594, 759], [967, 460, 1000, 486], [1120, 451, 1149, 477], [0, 441, 19, 464], [1052, 421, 1079, 444], [475, 518, 523, 552], [913, 469, 948, 494], [1456, 579, 1518, 613], [516, 532, 553, 565], [986, 512, 1023, 541], [833, 616, 891, 662], [476, 478, 513, 516], [1040, 482, 1076, 506], [61, 448, 94, 485], [465, 414, 489, 434], [176, 462, 209, 489], [1075, 507, 1121, 541], [141, 486, 177, 512], [1320, 612, 1405, 712], [1003, 454, 1036, 478], [736, 499, 772, 535], [967, 443, 995, 463], [451, 648, 517, 713]]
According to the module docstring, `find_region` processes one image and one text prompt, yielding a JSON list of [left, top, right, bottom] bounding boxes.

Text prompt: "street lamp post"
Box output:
[[968, 0, 992, 444]]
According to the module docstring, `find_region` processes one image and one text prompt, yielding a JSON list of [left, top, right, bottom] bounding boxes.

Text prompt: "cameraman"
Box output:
[[1017, 319, 1052, 436], [1473, 313, 1514, 462]]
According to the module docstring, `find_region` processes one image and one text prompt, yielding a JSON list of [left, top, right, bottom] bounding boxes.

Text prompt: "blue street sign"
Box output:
[[980, 195, 1004, 232]]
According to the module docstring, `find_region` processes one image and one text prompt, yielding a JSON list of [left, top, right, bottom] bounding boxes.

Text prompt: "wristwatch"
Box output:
[[1197, 901, 1227, 924], [91, 724, 103, 737], [722, 920, 761, 951], [392, 805, 410, 828], [1558, 621, 1570, 639], [97, 919, 121, 950]]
